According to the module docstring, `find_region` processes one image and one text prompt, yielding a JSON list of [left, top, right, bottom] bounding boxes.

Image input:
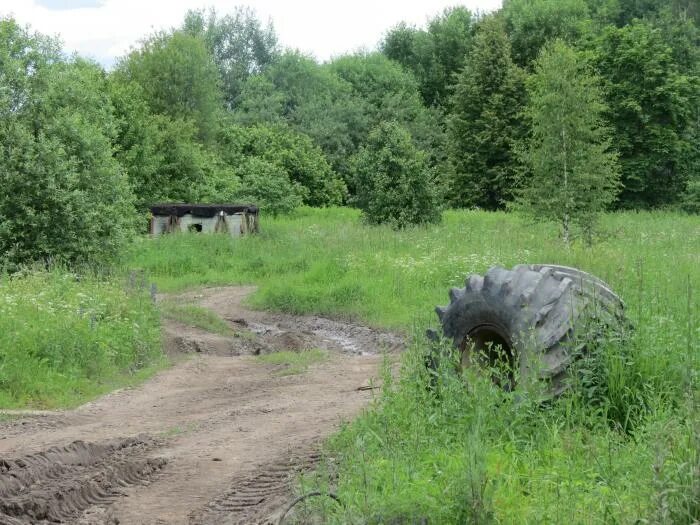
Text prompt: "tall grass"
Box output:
[[127, 207, 698, 522], [126, 207, 698, 330], [0, 270, 163, 408]]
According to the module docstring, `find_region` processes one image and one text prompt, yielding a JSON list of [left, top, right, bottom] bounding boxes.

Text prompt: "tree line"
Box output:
[[1, 0, 698, 267]]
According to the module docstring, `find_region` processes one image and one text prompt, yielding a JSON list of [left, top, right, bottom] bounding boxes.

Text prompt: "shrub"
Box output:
[[352, 121, 442, 228], [219, 122, 347, 207], [235, 157, 305, 216], [0, 30, 136, 268]]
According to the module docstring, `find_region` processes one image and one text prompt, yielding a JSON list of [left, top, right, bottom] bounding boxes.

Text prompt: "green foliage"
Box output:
[[257, 349, 328, 376], [594, 20, 699, 208], [329, 52, 445, 171], [598, 0, 700, 27], [218, 122, 346, 207], [108, 79, 164, 210], [447, 16, 527, 209], [183, 7, 278, 107], [127, 206, 699, 523], [235, 157, 304, 216], [234, 51, 443, 198], [682, 173, 700, 213], [0, 19, 135, 268], [352, 122, 441, 228], [114, 30, 222, 144], [109, 79, 237, 209], [233, 51, 367, 189], [503, 0, 592, 67], [514, 41, 620, 243], [0, 270, 163, 408], [382, 7, 473, 107], [159, 301, 233, 336]]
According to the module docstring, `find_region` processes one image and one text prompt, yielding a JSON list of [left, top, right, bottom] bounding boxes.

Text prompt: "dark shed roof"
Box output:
[[150, 203, 259, 218]]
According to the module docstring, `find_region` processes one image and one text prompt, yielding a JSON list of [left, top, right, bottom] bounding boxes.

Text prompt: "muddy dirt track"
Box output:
[[0, 287, 403, 524]]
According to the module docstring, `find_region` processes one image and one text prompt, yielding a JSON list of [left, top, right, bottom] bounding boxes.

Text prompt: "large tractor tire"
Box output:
[[435, 264, 626, 396]]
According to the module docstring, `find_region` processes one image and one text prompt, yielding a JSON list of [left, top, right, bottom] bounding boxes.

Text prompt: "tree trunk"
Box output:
[[562, 127, 570, 247]]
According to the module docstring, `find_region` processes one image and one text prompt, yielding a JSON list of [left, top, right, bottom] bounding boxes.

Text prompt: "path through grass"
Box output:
[[126, 207, 698, 523]]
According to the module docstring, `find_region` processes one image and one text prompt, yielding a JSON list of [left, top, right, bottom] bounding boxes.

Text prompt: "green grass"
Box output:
[[159, 301, 234, 336], [159, 422, 199, 437], [125, 206, 697, 522], [0, 269, 164, 409], [257, 349, 329, 376], [126, 207, 699, 330]]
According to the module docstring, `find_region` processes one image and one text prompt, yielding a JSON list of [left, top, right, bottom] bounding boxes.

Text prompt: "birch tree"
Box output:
[[513, 40, 620, 244]]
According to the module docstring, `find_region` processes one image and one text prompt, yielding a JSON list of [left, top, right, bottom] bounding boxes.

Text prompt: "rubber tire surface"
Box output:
[[436, 264, 626, 395]]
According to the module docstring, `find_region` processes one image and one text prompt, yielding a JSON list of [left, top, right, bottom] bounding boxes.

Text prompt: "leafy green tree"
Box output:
[[218, 122, 346, 206], [382, 7, 472, 107], [594, 20, 698, 207], [503, 0, 592, 67], [108, 79, 164, 209], [514, 41, 620, 244], [233, 52, 368, 191], [447, 16, 527, 209], [235, 51, 445, 199], [608, 0, 700, 26], [230, 75, 286, 126], [0, 20, 135, 267], [149, 116, 237, 203], [234, 157, 304, 216], [427, 7, 474, 103], [109, 77, 238, 209], [352, 122, 441, 228], [681, 102, 700, 213], [113, 30, 223, 143], [183, 7, 278, 107], [329, 52, 444, 165]]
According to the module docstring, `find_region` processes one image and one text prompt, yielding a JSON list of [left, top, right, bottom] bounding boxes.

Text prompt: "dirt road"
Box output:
[[0, 287, 402, 525]]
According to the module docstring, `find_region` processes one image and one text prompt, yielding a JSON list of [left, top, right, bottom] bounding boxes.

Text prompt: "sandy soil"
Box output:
[[0, 287, 403, 525]]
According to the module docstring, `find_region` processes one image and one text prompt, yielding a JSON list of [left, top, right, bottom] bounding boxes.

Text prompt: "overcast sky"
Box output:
[[2, 0, 502, 68]]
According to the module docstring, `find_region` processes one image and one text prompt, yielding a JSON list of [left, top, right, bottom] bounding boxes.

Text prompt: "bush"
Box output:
[[352, 122, 442, 228], [219, 122, 347, 207], [235, 157, 305, 216], [0, 28, 136, 268]]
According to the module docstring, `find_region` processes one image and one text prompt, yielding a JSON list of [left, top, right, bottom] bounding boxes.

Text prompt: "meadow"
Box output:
[[127, 207, 698, 524], [1, 207, 697, 522]]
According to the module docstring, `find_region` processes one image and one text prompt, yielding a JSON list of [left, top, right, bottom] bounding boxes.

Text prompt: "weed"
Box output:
[[160, 422, 199, 438], [257, 349, 329, 376], [0, 269, 163, 408], [159, 301, 234, 336]]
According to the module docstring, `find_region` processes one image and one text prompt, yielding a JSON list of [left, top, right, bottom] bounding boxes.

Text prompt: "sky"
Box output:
[[1, 0, 502, 68]]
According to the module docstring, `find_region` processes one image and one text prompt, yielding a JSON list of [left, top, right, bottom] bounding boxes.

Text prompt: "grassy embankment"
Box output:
[[128, 207, 698, 524], [0, 270, 163, 408]]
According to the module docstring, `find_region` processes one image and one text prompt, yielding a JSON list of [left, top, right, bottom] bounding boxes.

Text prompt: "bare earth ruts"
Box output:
[[0, 287, 402, 525]]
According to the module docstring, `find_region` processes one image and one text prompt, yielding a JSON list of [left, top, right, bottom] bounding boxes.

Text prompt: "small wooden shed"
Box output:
[[149, 204, 259, 237]]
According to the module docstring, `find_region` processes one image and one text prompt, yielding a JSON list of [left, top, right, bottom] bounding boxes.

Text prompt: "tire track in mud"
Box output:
[[0, 437, 166, 524], [190, 448, 322, 525], [0, 286, 399, 524]]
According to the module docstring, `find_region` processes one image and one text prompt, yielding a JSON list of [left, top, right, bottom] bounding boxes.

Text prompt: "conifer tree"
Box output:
[[447, 16, 526, 209]]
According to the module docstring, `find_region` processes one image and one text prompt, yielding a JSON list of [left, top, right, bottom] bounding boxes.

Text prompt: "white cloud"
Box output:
[[1, 0, 502, 67]]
